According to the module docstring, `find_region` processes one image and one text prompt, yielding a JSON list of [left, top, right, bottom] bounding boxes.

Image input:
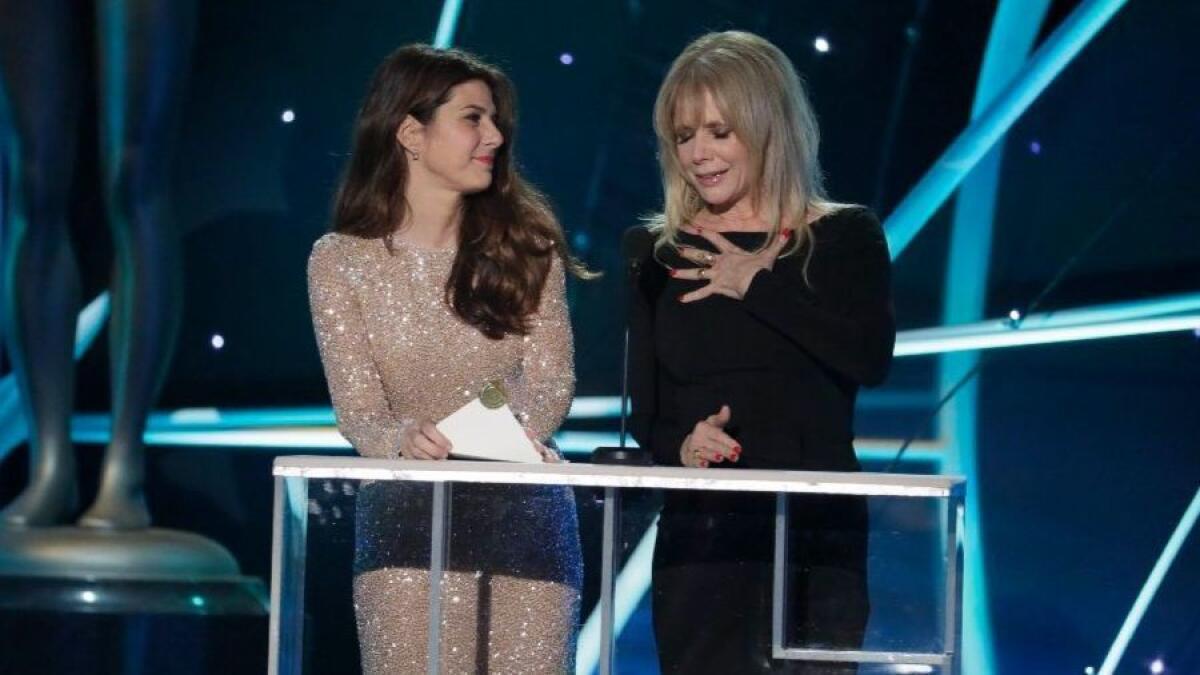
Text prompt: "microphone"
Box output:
[[593, 226, 656, 466], [621, 225, 656, 278]]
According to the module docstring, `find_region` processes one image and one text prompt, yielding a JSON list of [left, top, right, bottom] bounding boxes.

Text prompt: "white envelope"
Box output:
[[435, 397, 543, 463]]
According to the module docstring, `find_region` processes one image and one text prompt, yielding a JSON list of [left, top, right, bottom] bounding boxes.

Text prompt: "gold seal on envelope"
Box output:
[[480, 381, 508, 409]]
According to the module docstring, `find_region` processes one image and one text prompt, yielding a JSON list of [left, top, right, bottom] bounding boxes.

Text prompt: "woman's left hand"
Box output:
[[670, 226, 791, 302]]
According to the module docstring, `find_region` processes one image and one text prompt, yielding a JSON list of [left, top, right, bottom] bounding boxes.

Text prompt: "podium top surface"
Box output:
[[273, 456, 964, 498]]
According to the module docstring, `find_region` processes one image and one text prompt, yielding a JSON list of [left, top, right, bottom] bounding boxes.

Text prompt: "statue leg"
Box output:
[[0, 0, 86, 528], [78, 0, 196, 529]]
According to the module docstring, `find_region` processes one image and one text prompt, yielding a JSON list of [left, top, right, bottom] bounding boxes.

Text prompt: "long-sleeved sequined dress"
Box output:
[[308, 232, 582, 674]]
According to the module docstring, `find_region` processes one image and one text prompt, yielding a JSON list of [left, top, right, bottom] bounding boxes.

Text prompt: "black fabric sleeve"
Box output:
[[740, 208, 896, 386], [626, 245, 687, 465]]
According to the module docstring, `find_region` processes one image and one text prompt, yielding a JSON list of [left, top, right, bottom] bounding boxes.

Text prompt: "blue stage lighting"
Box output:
[[281, 109, 295, 124], [433, 0, 464, 48], [883, 0, 1131, 259], [559, 52, 574, 65], [813, 36, 830, 53], [1098, 488, 1200, 675]]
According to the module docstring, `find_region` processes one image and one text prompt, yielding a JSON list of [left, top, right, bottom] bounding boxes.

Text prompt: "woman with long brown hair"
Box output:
[[308, 44, 586, 673]]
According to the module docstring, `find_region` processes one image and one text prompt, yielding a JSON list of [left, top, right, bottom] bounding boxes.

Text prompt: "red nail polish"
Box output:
[[699, 460, 708, 468], [669, 269, 678, 277], [715, 456, 724, 463], [781, 230, 792, 241], [733, 445, 742, 454]]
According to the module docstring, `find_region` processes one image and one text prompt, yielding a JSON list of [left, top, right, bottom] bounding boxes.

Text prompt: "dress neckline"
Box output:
[[386, 233, 458, 255]]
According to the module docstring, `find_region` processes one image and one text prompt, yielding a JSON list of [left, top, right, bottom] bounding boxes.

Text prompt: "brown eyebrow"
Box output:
[[462, 104, 497, 115]]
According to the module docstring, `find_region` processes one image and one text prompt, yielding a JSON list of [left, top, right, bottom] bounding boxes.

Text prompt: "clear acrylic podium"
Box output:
[[268, 456, 964, 674]]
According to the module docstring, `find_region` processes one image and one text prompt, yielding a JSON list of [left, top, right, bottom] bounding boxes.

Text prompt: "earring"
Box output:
[[408, 148, 420, 161]]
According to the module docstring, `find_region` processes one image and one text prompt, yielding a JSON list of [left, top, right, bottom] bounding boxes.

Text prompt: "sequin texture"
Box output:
[[308, 233, 582, 673]]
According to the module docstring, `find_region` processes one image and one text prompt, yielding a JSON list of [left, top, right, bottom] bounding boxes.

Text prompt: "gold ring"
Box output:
[[698, 268, 707, 279]]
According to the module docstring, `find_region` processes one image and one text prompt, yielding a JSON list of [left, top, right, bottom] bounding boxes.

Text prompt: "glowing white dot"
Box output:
[[814, 36, 831, 53], [1008, 309, 1022, 322], [1150, 659, 1164, 674], [1030, 140, 1042, 154], [190, 595, 206, 608], [211, 334, 225, 350], [1085, 668, 1096, 675], [559, 52, 574, 65], [281, 109, 295, 123], [81, 590, 98, 603]]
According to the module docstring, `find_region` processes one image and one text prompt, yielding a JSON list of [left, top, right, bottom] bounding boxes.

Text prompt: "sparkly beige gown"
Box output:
[[308, 232, 582, 674]]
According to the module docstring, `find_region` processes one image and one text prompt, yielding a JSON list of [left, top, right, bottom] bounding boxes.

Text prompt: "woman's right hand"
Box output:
[[680, 405, 741, 468], [398, 420, 452, 460]]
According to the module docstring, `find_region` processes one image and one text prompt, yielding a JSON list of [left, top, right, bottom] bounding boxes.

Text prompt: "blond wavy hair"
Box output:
[[647, 31, 846, 262]]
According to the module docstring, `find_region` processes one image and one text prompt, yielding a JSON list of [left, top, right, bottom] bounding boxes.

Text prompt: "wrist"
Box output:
[[395, 419, 417, 459]]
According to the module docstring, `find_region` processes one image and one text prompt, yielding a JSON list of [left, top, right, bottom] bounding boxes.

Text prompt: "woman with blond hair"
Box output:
[[628, 31, 895, 673], [308, 44, 587, 673]]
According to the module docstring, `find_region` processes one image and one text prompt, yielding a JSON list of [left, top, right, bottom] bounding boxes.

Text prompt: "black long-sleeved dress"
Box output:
[[628, 206, 895, 674]]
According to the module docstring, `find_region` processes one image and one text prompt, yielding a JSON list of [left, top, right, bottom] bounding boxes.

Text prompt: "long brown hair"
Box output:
[[332, 44, 589, 339]]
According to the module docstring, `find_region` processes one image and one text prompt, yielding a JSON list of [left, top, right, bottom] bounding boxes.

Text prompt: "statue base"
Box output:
[[0, 526, 267, 614]]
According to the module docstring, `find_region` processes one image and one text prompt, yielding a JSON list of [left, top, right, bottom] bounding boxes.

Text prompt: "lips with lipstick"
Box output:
[[474, 155, 495, 168], [695, 168, 728, 186]]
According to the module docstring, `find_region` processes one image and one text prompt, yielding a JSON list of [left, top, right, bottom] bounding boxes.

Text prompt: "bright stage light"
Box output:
[[1099, 488, 1200, 674], [813, 36, 831, 53], [433, 0, 464, 48], [211, 334, 225, 350], [280, 109, 295, 124], [559, 52, 574, 65], [1149, 659, 1165, 674], [895, 314, 1200, 357]]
